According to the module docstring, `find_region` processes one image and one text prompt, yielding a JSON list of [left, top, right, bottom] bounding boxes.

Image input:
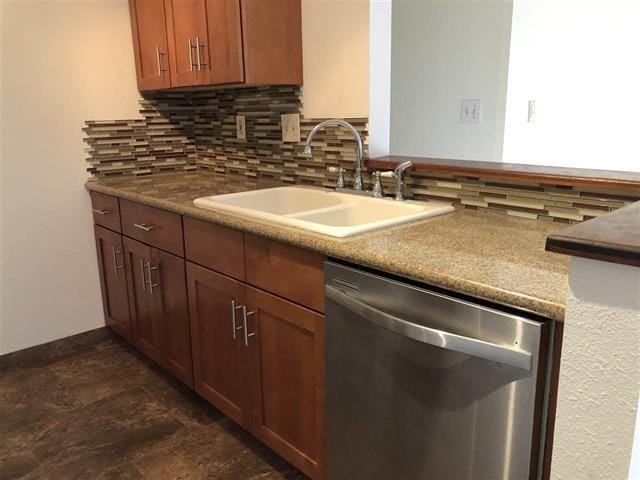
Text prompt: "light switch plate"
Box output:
[[460, 99, 482, 124], [281, 113, 301, 142], [236, 115, 246, 140]]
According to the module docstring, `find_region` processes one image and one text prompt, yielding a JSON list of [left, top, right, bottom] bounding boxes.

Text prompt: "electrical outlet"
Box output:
[[235, 115, 246, 140], [281, 113, 301, 142], [460, 99, 482, 124]]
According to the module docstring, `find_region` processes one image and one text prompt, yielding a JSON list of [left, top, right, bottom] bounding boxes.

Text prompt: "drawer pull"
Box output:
[[145, 262, 160, 294], [242, 306, 257, 347], [93, 208, 111, 215], [230, 300, 244, 340], [111, 247, 124, 276], [134, 223, 156, 232]]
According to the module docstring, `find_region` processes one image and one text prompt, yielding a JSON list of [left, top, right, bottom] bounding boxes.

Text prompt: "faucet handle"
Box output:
[[327, 166, 346, 189], [379, 171, 394, 179], [372, 171, 384, 198]]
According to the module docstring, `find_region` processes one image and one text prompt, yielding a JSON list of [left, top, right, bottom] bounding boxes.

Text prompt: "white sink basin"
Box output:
[[194, 186, 454, 238]]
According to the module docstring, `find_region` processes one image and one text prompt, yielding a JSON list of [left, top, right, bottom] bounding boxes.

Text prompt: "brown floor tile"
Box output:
[[0, 366, 81, 435], [48, 341, 157, 405], [0, 336, 306, 480]]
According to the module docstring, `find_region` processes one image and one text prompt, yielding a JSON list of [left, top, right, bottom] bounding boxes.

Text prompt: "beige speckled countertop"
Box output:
[[86, 171, 570, 321]]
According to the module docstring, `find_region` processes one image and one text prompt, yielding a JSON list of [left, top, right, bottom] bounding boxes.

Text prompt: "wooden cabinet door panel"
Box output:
[[246, 286, 325, 479], [123, 237, 161, 362], [153, 249, 193, 387], [204, 0, 244, 85], [129, 0, 172, 91], [165, 0, 208, 87], [187, 262, 250, 427], [94, 226, 132, 341], [240, 0, 303, 85]]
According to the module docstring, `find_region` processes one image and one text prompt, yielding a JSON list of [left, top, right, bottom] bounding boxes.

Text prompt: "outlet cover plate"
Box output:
[[281, 113, 301, 142], [236, 115, 246, 140]]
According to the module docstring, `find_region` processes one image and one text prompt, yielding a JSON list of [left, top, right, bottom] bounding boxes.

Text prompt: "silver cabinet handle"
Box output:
[[188, 38, 195, 71], [242, 306, 256, 347], [325, 285, 533, 371], [145, 262, 159, 294], [139, 258, 147, 291], [156, 46, 167, 75], [195, 36, 206, 70], [93, 208, 111, 215], [133, 223, 156, 232], [230, 300, 243, 339], [111, 247, 124, 276]]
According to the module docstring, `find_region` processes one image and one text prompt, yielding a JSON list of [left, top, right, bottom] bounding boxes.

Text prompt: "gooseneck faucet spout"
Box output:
[[304, 119, 364, 190], [394, 160, 413, 201]]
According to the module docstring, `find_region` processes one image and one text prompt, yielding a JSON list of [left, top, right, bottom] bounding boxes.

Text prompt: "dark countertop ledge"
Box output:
[[86, 171, 571, 321], [546, 201, 640, 267]]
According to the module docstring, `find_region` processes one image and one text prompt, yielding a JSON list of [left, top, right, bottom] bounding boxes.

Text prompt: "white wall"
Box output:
[[368, 0, 392, 158], [551, 257, 640, 479], [0, 0, 141, 354], [502, 0, 640, 172], [388, 0, 512, 161], [301, 0, 369, 118]]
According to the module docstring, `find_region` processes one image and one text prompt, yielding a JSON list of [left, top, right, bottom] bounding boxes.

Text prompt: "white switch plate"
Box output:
[[235, 115, 246, 140], [527, 100, 537, 123], [281, 113, 301, 142], [460, 99, 482, 124]]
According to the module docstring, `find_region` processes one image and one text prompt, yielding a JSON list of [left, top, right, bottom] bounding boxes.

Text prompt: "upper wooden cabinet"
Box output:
[[129, 0, 172, 91], [129, 0, 302, 91]]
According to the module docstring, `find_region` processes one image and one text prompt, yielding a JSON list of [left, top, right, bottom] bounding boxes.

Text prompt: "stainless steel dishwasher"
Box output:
[[325, 262, 552, 480]]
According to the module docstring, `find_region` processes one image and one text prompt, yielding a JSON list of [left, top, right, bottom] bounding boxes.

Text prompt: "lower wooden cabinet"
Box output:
[[187, 261, 325, 479], [94, 225, 132, 341], [187, 262, 250, 428], [123, 237, 194, 387], [245, 286, 325, 479]]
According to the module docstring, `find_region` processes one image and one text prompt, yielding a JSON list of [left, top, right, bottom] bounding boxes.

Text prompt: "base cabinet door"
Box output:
[[153, 248, 194, 387], [245, 286, 325, 479], [94, 226, 132, 341], [123, 238, 161, 362], [187, 262, 250, 427]]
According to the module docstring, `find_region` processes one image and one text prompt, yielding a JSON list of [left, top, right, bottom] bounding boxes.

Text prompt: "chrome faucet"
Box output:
[[304, 119, 364, 190], [393, 160, 413, 201]]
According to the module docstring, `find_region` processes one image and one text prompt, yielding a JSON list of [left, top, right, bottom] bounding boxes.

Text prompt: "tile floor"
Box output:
[[0, 337, 306, 480]]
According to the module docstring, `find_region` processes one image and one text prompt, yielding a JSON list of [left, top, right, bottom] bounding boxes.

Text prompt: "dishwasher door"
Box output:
[[325, 262, 549, 480]]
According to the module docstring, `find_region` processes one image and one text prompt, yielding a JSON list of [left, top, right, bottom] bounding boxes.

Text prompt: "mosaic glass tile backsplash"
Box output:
[[84, 86, 639, 223]]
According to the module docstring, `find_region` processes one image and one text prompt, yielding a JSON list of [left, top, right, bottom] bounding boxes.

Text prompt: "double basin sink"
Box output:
[[194, 186, 454, 238]]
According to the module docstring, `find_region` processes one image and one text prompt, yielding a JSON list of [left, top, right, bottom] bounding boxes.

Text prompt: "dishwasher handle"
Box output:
[[326, 285, 533, 371]]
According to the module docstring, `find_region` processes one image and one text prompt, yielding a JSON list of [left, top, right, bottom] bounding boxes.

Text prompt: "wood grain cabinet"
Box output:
[[245, 286, 325, 478], [94, 225, 132, 341], [123, 237, 194, 387], [129, 0, 172, 91], [91, 196, 324, 478], [128, 0, 301, 91]]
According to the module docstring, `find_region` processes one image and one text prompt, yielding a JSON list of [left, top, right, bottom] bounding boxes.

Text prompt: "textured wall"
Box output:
[[551, 257, 640, 479]]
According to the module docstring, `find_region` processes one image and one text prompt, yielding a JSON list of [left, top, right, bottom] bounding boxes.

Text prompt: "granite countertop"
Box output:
[[86, 171, 571, 321], [546, 201, 640, 267]]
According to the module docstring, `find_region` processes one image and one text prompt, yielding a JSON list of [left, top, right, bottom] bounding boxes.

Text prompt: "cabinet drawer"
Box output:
[[120, 199, 184, 256], [245, 234, 325, 313], [184, 217, 245, 281], [90, 191, 121, 232]]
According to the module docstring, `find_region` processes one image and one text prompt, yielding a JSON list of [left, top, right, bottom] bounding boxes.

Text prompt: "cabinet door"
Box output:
[[245, 286, 325, 479], [187, 262, 250, 427], [129, 0, 171, 91], [123, 237, 162, 362], [241, 0, 303, 85], [152, 248, 194, 387], [94, 226, 132, 341], [203, 0, 244, 85], [165, 0, 208, 87]]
